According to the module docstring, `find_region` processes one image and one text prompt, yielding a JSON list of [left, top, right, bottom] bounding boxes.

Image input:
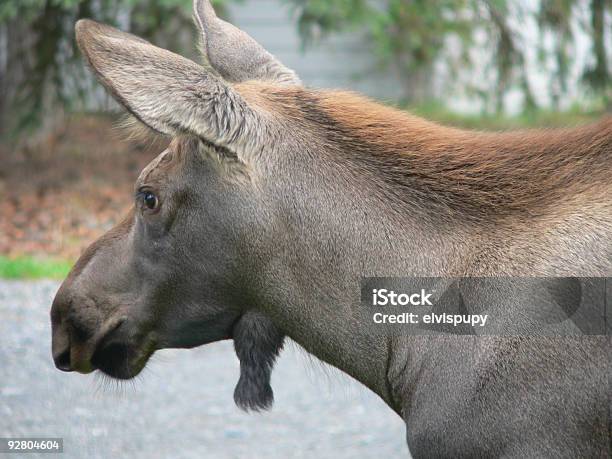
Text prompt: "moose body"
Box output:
[[50, 1, 611, 457]]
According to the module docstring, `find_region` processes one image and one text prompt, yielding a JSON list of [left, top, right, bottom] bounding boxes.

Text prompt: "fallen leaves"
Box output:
[[0, 115, 166, 261]]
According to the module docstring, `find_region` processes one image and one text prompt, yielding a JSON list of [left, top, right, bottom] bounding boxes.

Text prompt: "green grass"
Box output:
[[403, 101, 607, 130], [0, 256, 73, 280]]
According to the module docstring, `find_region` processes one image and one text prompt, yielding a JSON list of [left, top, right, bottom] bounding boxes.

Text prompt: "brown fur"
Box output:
[[241, 83, 612, 224]]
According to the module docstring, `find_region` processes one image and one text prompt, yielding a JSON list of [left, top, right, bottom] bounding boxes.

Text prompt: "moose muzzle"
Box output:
[[51, 285, 127, 374]]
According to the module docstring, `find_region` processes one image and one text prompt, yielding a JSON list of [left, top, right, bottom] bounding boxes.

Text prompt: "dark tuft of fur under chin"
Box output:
[[234, 376, 274, 412], [232, 311, 285, 412]]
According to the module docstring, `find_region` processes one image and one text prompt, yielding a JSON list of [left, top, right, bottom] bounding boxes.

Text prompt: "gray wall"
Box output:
[[227, 0, 404, 101]]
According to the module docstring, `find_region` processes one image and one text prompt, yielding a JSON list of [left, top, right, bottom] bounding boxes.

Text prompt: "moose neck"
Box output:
[[251, 161, 474, 411]]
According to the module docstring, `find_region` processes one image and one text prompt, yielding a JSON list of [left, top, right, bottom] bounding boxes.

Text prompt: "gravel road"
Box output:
[[0, 280, 408, 458]]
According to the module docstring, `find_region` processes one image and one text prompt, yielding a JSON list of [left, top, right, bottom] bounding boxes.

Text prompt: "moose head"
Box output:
[[50, 0, 304, 411]]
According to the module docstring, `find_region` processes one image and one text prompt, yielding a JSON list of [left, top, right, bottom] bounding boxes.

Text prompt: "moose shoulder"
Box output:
[[50, 1, 611, 457]]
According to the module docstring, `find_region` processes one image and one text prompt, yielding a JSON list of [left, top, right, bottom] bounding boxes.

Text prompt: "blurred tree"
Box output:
[[483, 0, 537, 113], [583, 0, 610, 106], [0, 0, 232, 139], [537, 0, 575, 110]]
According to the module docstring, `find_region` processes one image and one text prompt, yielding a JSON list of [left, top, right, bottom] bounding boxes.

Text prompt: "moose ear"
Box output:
[[193, 0, 300, 85], [232, 311, 285, 412], [75, 19, 257, 147]]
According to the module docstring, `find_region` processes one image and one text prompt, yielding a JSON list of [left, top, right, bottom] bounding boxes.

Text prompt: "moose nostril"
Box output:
[[53, 348, 73, 372]]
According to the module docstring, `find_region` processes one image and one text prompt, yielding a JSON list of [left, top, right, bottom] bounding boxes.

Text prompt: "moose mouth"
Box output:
[[84, 318, 157, 380], [90, 332, 157, 379], [91, 341, 140, 379]]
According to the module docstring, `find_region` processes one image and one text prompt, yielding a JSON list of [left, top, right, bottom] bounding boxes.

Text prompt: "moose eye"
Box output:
[[142, 191, 158, 211]]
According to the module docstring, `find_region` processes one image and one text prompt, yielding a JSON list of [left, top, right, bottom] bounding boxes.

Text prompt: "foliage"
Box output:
[[285, 0, 476, 102], [283, 0, 611, 111], [0, 256, 72, 279], [0, 0, 231, 137]]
